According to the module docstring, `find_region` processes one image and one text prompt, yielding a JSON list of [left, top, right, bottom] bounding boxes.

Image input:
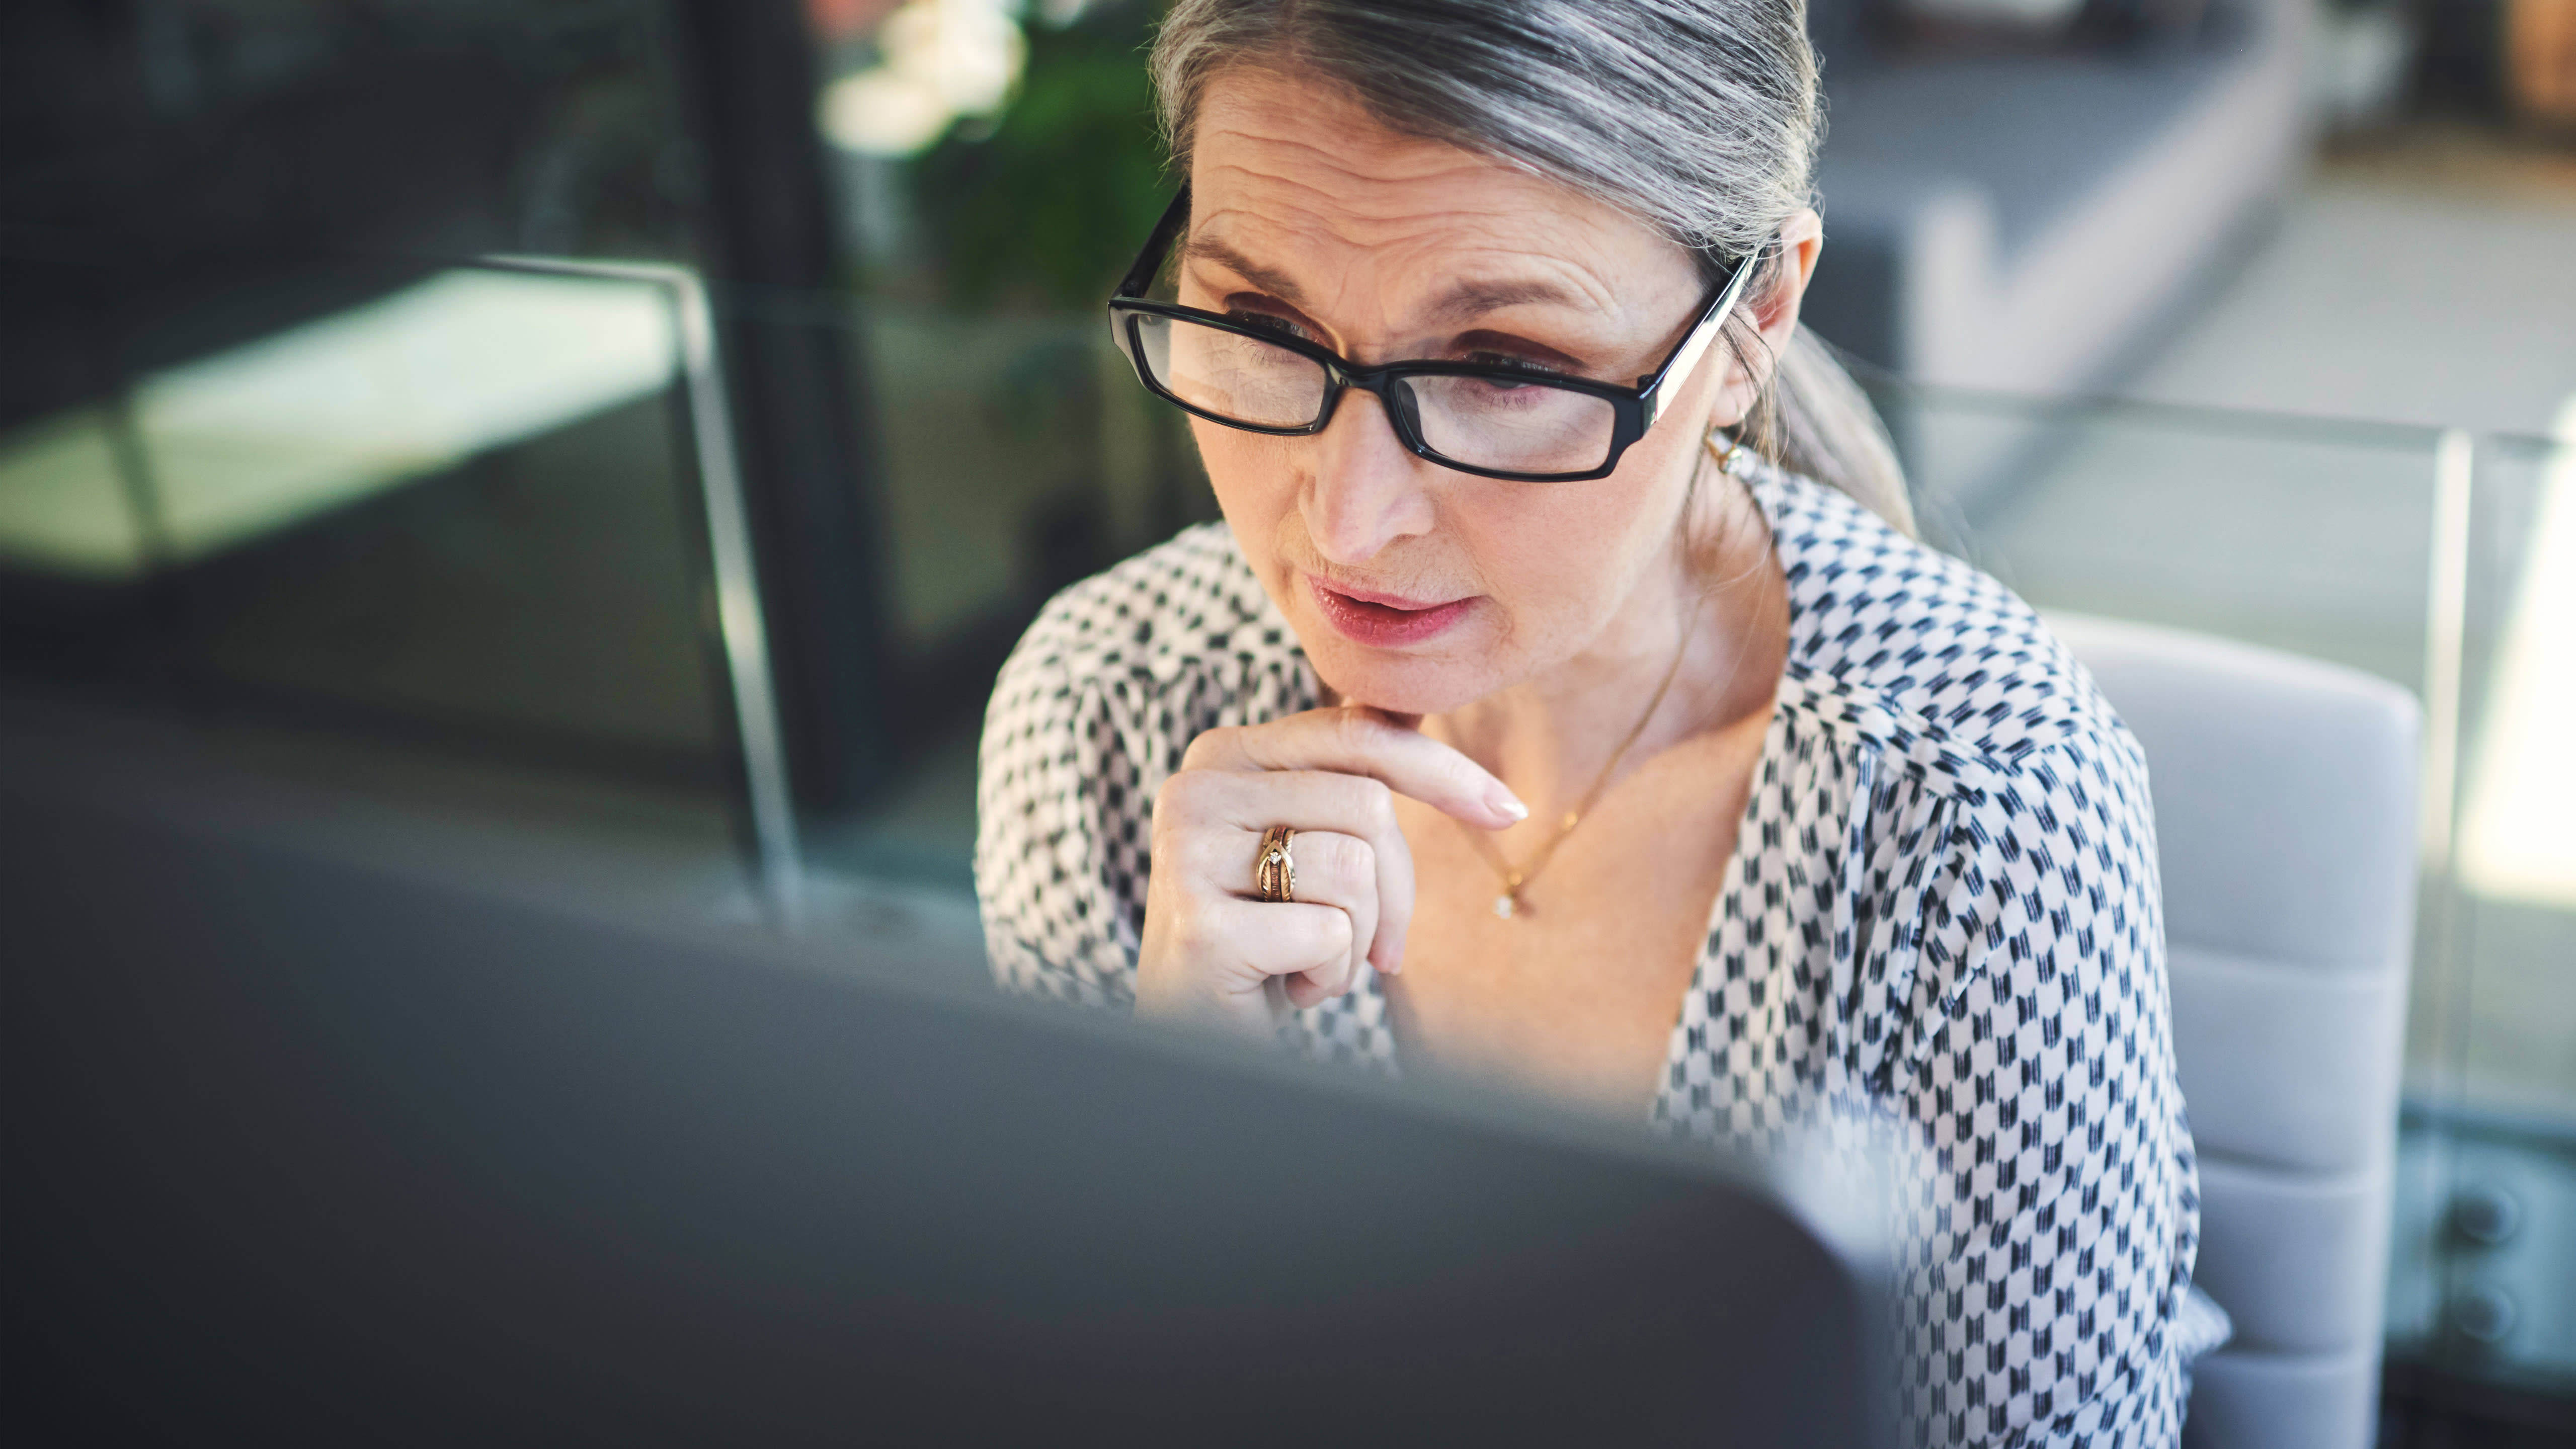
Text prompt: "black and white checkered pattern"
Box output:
[[977, 465, 2199, 1446]]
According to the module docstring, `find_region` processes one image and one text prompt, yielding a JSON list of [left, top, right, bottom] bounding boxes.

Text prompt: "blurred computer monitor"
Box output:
[[2, 768, 1889, 1447]]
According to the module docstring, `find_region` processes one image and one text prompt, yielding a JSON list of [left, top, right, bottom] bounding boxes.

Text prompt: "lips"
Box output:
[[1306, 574, 1478, 648]]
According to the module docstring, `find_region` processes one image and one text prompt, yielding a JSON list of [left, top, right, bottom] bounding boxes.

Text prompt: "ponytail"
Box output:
[[1752, 326, 1916, 539]]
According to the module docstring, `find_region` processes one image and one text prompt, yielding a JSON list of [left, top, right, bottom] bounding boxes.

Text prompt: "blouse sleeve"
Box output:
[[1885, 736, 2200, 1447], [973, 627, 1146, 1010]]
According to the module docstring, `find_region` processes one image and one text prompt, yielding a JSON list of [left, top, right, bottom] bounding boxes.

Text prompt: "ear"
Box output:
[[1707, 208, 1824, 427]]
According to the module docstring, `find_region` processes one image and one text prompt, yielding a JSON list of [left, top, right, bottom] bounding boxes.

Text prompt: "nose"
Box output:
[[1303, 384, 1436, 567]]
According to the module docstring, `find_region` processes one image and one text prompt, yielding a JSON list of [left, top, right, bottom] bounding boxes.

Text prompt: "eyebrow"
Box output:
[[1180, 233, 1589, 324], [1422, 278, 1584, 323], [1179, 234, 1309, 308]]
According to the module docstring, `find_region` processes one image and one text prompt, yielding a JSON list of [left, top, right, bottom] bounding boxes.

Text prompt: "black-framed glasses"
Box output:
[[1105, 185, 1765, 483]]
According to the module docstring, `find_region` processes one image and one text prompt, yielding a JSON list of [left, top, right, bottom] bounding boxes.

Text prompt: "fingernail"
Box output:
[[1488, 784, 1528, 822]]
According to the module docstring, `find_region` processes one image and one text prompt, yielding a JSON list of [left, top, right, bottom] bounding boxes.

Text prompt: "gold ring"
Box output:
[[1253, 825, 1297, 904]]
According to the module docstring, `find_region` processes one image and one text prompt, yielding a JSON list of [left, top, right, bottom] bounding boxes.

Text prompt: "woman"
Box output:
[[977, 1, 2202, 1443]]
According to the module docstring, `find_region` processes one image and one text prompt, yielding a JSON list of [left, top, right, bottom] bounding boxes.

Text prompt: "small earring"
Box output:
[[1708, 428, 1749, 477]]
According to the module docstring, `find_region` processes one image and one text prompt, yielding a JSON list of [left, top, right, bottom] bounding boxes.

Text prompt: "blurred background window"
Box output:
[[0, 261, 730, 776], [0, 1, 741, 818], [793, 0, 1206, 889]]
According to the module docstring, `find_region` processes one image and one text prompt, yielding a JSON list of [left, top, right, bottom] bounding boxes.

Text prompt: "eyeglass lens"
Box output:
[[1137, 312, 1324, 429], [1133, 312, 1619, 475]]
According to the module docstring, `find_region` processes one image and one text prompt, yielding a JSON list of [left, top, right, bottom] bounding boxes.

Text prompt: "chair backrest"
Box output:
[[2045, 612, 2421, 1449]]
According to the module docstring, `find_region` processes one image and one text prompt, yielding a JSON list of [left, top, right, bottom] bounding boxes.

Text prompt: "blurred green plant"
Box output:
[[909, 6, 1170, 311]]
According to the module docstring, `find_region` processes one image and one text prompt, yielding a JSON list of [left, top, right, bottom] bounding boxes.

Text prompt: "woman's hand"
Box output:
[[1136, 706, 1527, 1037]]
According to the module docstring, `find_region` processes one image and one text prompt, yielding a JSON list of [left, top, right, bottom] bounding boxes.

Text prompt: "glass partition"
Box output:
[[2401, 425, 2576, 1404], [2448, 429, 2576, 1116], [1884, 384, 2444, 691]]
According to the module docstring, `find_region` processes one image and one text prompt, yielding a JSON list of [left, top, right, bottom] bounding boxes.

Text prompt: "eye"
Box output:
[[1228, 309, 1315, 344], [1465, 351, 1569, 387]]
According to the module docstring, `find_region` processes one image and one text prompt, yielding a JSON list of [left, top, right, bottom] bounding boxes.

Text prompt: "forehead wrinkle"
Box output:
[[1192, 65, 1664, 289], [1421, 240, 1630, 321], [1191, 154, 1517, 256], [1192, 119, 1587, 250], [1192, 151, 1649, 319], [1188, 104, 1680, 349], [1190, 196, 1634, 323], [1195, 106, 1498, 195], [1186, 227, 1654, 365]]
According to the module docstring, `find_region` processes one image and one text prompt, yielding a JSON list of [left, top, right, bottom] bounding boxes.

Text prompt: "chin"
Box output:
[[1301, 637, 1497, 716]]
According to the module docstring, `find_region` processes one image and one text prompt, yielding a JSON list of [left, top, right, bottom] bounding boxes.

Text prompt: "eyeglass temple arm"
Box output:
[[1637, 243, 1768, 431], [1115, 186, 1195, 299]]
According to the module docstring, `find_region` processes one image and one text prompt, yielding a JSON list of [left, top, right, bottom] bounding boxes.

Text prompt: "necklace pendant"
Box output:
[[1494, 891, 1517, 919]]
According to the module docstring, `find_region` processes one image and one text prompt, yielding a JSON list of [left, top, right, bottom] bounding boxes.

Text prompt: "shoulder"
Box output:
[[1752, 465, 2144, 813], [1749, 472, 2162, 1038]]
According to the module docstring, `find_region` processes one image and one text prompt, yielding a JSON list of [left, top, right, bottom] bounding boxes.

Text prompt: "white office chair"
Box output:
[[2047, 613, 2421, 1449]]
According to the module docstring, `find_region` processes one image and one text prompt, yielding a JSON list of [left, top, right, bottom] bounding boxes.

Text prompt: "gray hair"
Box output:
[[1150, 0, 1915, 536]]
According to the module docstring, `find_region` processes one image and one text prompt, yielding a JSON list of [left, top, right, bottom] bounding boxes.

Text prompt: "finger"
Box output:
[[1162, 769, 1410, 978], [1182, 706, 1525, 830], [1281, 964, 1346, 1013], [1188, 826, 1377, 991], [1280, 829, 1378, 989], [1198, 898, 1357, 1002]]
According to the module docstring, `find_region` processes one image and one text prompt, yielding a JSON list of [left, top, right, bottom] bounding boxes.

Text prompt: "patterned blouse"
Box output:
[[976, 462, 2201, 1447]]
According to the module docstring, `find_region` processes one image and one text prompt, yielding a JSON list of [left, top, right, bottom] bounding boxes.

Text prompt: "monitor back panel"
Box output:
[[2, 774, 1885, 1447]]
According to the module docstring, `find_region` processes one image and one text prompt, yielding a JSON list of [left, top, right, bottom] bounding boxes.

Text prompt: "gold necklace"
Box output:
[[1456, 431, 1755, 921], [1459, 592, 1702, 920]]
